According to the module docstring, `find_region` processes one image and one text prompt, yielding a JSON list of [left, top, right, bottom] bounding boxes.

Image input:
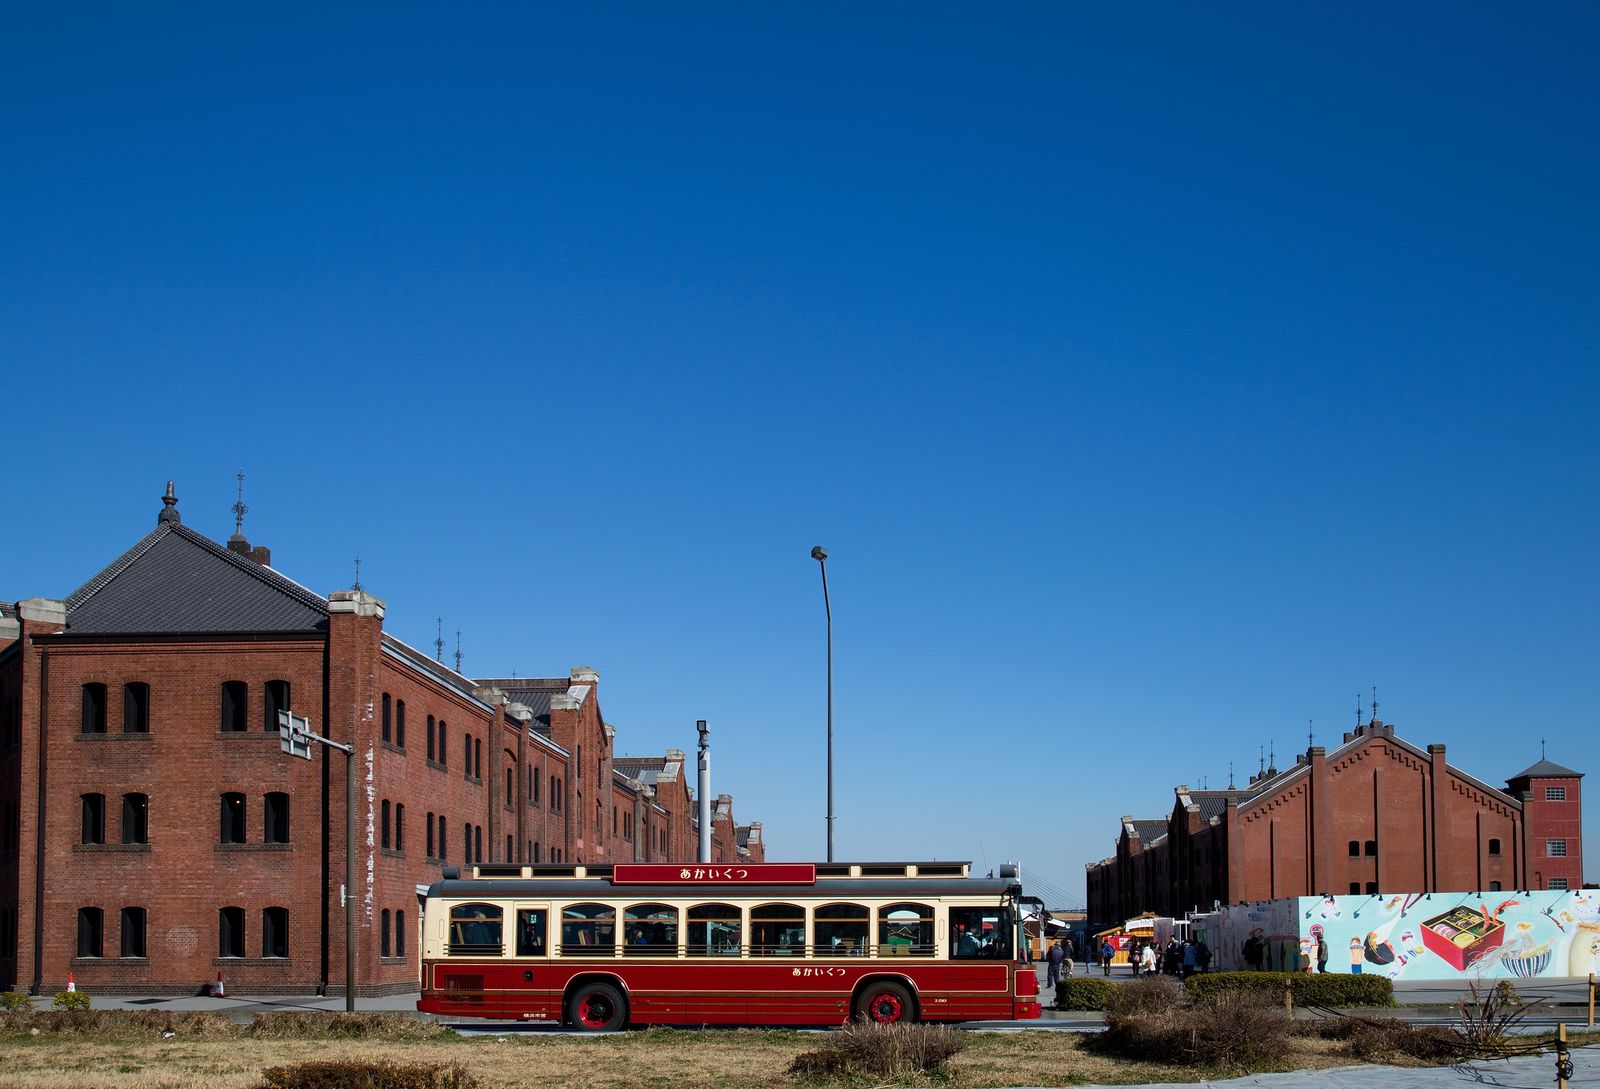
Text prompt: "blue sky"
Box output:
[[3, 4, 1596, 902]]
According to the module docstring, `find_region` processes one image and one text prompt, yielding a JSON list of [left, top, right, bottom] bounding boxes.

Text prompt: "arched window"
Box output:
[[463, 823, 472, 863], [474, 739, 482, 779], [878, 903, 934, 956], [533, 839, 541, 862], [396, 909, 406, 958], [77, 907, 103, 957], [463, 733, 472, 778], [426, 812, 435, 857], [394, 699, 405, 748], [448, 902, 503, 955], [1348, 840, 1360, 857], [505, 765, 514, 803], [381, 694, 392, 742], [121, 682, 150, 733], [218, 906, 244, 957], [263, 679, 290, 731], [120, 906, 147, 958], [814, 903, 869, 956], [560, 903, 616, 956], [750, 903, 805, 955], [549, 776, 558, 811], [81, 793, 106, 844], [262, 907, 288, 958], [438, 721, 448, 767], [220, 793, 246, 843], [121, 793, 149, 845], [505, 834, 512, 860], [624, 903, 678, 956], [686, 903, 741, 956], [265, 793, 289, 844], [474, 824, 483, 862], [394, 804, 404, 852], [1488, 838, 1502, 856], [381, 909, 392, 957], [427, 714, 435, 761], [381, 800, 392, 849], [438, 816, 447, 861], [220, 681, 248, 732], [81, 683, 107, 734], [1364, 840, 1377, 857]]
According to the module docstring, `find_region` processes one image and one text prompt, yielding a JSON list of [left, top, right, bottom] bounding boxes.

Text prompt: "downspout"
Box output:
[[697, 720, 711, 864], [29, 642, 48, 996]]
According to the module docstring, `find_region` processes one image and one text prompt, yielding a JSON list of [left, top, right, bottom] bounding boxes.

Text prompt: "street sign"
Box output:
[[278, 710, 313, 759]]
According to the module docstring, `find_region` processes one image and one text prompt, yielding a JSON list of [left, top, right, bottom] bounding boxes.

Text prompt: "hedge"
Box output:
[[1053, 978, 1118, 1010], [1185, 971, 1395, 1008]]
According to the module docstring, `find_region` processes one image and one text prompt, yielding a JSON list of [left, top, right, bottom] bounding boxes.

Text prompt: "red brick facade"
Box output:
[[0, 500, 767, 995], [1086, 718, 1585, 927]]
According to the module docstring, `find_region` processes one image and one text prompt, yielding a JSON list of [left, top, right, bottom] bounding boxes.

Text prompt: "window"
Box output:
[[949, 906, 1013, 960], [394, 804, 404, 852], [750, 903, 805, 955], [1489, 881, 1502, 892], [262, 907, 288, 958], [1548, 839, 1569, 857], [516, 908, 546, 956], [685, 903, 740, 957], [530, 769, 539, 805], [121, 907, 146, 958], [1363, 840, 1377, 857], [463, 734, 472, 778], [463, 823, 472, 864], [381, 909, 392, 957], [396, 909, 406, 958], [394, 700, 405, 748], [505, 834, 512, 860], [1488, 838, 1502, 856], [1365, 882, 1378, 894], [381, 694, 392, 743], [475, 739, 482, 779], [814, 903, 869, 956], [121, 793, 148, 844], [624, 904, 679, 956], [81, 683, 107, 734], [437, 721, 447, 767], [81, 793, 105, 845], [506, 767, 514, 803], [1550, 878, 1570, 890], [427, 715, 435, 761], [220, 681, 248, 732], [448, 903, 503, 955], [220, 793, 246, 844], [1546, 786, 1567, 801], [1349, 882, 1361, 895], [77, 907, 103, 957], [549, 776, 558, 811], [264, 793, 289, 844], [561, 903, 616, 955], [438, 816, 447, 860], [474, 824, 483, 862], [264, 679, 290, 731], [382, 800, 392, 849], [121, 681, 150, 733], [533, 840, 541, 863], [426, 813, 435, 858], [1348, 840, 1360, 857], [878, 902, 935, 956], [219, 907, 245, 957]]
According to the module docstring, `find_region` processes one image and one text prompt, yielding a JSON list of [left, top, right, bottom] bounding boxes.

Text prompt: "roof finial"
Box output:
[[1258, 746, 1264, 774], [1269, 741, 1275, 770], [1371, 685, 1379, 723], [158, 480, 181, 524], [454, 629, 462, 674], [435, 617, 444, 663], [231, 470, 248, 537], [353, 556, 363, 592], [1228, 762, 1235, 789], [1308, 717, 1314, 750], [1355, 691, 1362, 728], [1541, 736, 1547, 760]]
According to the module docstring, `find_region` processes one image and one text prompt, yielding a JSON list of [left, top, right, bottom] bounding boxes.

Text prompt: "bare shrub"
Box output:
[[1104, 975, 1188, 1017], [248, 1012, 444, 1041], [1296, 1016, 1462, 1064], [788, 1020, 966, 1079], [258, 1060, 477, 1089], [0, 1008, 240, 1039], [1093, 991, 1293, 1070]]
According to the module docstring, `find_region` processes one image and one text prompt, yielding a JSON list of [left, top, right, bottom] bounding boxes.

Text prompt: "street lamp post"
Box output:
[[810, 546, 834, 863]]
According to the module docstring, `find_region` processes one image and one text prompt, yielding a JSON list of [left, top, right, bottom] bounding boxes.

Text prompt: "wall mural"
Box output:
[[1193, 890, 1600, 980]]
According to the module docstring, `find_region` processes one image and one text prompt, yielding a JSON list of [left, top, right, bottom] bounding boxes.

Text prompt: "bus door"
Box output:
[[511, 902, 554, 1018], [946, 905, 1014, 1016]]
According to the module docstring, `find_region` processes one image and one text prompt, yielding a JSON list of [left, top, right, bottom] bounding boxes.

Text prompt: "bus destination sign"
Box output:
[[612, 863, 817, 885]]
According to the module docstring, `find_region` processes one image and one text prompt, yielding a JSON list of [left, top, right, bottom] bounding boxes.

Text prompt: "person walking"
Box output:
[[1046, 938, 1066, 988], [1181, 939, 1198, 978], [1195, 938, 1212, 974], [1139, 941, 1157, 976], [1316, 934, 1329, 973], [1100, 939, 1114, 976]]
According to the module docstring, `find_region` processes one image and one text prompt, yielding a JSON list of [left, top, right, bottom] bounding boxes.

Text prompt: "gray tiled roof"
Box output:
[[64, 522, 328, 635], [1507, 758, 1584, 780], [380, 635, 485, 705], [1129, 819, 1168, 842], [0, 601, 15, 620]]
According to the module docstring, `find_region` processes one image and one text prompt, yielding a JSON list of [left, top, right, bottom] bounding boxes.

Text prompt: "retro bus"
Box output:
[[417, 860, 1041, 1029]]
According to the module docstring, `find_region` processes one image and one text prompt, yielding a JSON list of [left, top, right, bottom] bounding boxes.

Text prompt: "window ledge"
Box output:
[[74, 843, 151, 853], [379, 957, 409, 965], [381, 741, 406, 756], [216, 842, 294, 852], [216, 730, 275, 740], [70, 956, 107, 963], [212, 957, 292, 966], [465, 775, 482, 786], [75, 733, 154, 742], [381, 848, 407, 860], [427, 760, 447, 772]]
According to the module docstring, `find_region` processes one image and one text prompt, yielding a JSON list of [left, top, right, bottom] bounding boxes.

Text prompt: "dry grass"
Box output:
[[0, 1019, 1367, 1089]]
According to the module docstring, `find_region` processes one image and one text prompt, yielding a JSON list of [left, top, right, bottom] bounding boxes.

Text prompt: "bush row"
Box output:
[[1053, 971, 1394, 1011], [0, 1009, 448, 1041]]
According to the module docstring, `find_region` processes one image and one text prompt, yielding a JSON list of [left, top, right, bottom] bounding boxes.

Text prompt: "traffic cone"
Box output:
[[67, 973, 75, 993], [213, 971, 225, 998]]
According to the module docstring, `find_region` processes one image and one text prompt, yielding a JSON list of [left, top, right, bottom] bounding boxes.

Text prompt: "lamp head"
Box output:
[[811, 546, 828, 562]]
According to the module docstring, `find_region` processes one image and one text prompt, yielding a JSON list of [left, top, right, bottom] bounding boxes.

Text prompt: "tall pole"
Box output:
[[811, 546, 834, 862]]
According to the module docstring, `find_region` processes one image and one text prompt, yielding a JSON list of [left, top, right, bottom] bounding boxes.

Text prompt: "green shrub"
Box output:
[[1053, 977, 1118, 1010], [50, 990, 90, 1012], [1, 991, 32, 1012], [258, 1061, 477, 1089], [788, 1021, 966, 1080], [1185, 971, 1394, 1007], [1104, 975, 1188, 1017]]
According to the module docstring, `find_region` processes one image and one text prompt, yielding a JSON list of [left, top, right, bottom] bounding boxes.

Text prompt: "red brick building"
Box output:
[[1086, 716, 1584, 927], [0, 488, 766, 994]]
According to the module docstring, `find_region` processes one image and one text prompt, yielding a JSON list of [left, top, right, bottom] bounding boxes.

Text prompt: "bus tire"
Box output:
[[854, 980, 916, 1024], [567, 981, 627, 1031]]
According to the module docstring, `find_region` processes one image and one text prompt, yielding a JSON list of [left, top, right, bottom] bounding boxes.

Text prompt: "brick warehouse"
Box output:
[[0, 486, 764, 994], [1085, 715, 1584, 928]]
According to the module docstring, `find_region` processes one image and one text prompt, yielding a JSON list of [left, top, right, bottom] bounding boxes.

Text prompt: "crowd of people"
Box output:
[[1103, 935, 1213, 977]]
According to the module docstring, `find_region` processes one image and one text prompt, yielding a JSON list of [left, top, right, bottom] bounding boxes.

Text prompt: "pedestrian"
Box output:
[[1046, 937, 1066, 987], [1100, 939, 1114, 976], [1181, 939, 1198, 978], [1316, 934, 1329, 973], [1195, 938, 1212, 973], [1139, 941, 1157, 976]]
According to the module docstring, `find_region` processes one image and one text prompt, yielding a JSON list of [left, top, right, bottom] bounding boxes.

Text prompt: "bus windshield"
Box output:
[[949, 905, 1013, 959]]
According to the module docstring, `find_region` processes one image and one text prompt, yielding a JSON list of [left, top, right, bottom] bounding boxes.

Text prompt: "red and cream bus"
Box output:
[[417, 860, 1041, 1029]]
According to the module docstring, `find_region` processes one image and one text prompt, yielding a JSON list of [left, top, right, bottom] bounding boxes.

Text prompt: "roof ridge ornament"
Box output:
[[158, 480, 181, 524]]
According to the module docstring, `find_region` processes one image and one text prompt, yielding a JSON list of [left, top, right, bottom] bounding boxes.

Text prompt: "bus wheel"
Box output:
[[855, 981, 915, 1024], [567, 982, 627, 1031]]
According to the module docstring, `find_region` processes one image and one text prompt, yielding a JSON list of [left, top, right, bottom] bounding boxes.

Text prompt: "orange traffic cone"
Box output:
[[67, 973, 75, 993], [213, 971, 225, 998]]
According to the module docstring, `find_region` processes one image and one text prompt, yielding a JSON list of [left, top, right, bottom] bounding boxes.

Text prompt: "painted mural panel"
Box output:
[[1202, 890, 1599, 980]]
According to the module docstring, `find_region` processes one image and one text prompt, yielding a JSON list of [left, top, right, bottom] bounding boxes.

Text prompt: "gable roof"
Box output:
[[63, 521, 328, 635], [1508, 759, 1584, 781]]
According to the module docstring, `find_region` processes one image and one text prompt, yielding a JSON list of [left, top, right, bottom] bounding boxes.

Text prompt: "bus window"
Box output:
[[749, 903, 806, 955], [949, 906, 1012, 959], [560, 903, 616, 956], [448, 903, 504, 956], [814, 903, 869, 956], [878, 903, 934, 956], [623, 903, 678, 956], [686, 903, 741, 956], [516, 909, 546, 956]]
